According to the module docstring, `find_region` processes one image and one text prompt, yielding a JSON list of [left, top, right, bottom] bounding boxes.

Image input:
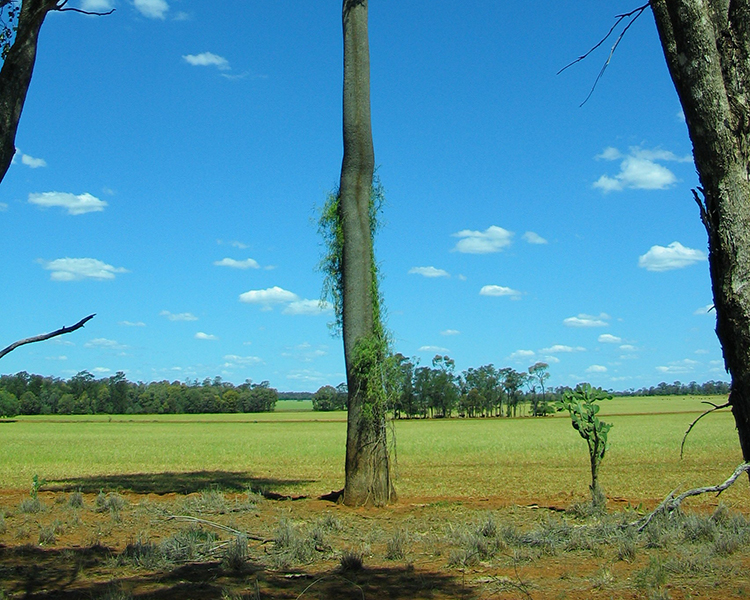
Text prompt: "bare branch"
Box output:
[[54, 1, 115, 17], [558, 3, 651, 106], [631, 463, 750, 531], [0, 314, 95, 360], [680, 400, 730, 459]]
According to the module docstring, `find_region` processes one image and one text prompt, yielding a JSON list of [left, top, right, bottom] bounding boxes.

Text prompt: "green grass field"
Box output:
[[1, 395, 747, 509]]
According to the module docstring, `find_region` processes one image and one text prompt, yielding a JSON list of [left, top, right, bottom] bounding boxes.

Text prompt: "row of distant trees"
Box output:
[[310, 355, 732, 418], [0, 371, 278, 417]]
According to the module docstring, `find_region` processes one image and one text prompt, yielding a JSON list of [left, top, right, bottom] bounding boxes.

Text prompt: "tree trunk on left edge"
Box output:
[[339, 0, 393, 507], [0, 0, 56, 184], [651, 1, 750, 465]]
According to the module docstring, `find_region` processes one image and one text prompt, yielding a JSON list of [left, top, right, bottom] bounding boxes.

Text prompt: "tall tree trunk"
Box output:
[[0, 0, 56, 183], [651, 1, 750, 461], [339, 0, 393, 507]]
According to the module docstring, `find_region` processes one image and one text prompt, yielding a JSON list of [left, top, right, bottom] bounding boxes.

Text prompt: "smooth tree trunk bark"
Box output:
[[0, 0, 56, 183], [339, 0, 393, 506], [651, 1, 750, 461]]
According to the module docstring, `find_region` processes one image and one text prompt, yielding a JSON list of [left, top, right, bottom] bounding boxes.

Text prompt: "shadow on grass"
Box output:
[[46, 470, 312, 498], [0, 544, 474, 599]]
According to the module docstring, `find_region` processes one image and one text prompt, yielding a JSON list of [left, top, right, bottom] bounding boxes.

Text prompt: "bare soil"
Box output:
[[1, 476, 749, 599]]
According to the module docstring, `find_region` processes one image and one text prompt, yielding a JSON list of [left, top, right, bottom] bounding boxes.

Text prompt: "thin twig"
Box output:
[[558, 3, 650, 106], [166, 515, 270, 542], [680, 401, 730, 459], [295, 574, 364, 600], [0, 314, 95, 360]]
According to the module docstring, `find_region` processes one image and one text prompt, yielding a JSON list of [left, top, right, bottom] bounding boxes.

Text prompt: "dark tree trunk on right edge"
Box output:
[[651, 1, 750, 461]]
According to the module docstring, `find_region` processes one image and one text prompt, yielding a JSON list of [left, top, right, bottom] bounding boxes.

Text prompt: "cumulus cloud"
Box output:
[[223, 354, 263, 367], [619, 344, 638, 352], [29, 192, 107, 215], [441, 329, 461, 336], [239, 286, 299, 307], [183, 52, 230, 70], [510, 349, 535, 359], [213, 257, 260, 269], [480, 285, 522, 299], [134, 0, 168, 19], [452, 225, 513, 254], [540, 345, 586, 354], [85, 338, 127, 351], [523, 231, 548, 244], [418, 345, 450, 354], [80, 0, 114, 11], [638, 241, 707, 272], [586, 365, 608, 373], [119, 320, 146, 327], [195, 332, 218, 340], [20, 153, 47, 168], [409, 266, 449, 278], [594, 146, 689, 192], [39, 257, 128, 281], [283, 300, 333, 316], [563, 313, 610, 327], [160, 310, 198, 322], [656, 359, 700, 374], [598, 334, 622, 343]]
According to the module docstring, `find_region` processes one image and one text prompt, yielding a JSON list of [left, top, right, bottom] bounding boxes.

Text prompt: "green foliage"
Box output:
[[0, 389, 19, 418], [312, 384, 347, 411], [556, 383, 613, 506], [0, 1, 19, 61], [30, 474, 46, 499]]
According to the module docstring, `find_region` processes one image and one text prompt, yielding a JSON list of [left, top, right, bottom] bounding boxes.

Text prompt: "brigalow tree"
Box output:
[[649, 1, 750, 462], [337, 0, 394, 506], [0, 0, 112, 184]]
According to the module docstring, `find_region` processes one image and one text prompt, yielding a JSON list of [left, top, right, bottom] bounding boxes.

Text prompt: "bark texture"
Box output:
[[0, 0, 56, 183], [339, 0, 393, 507], [651, 1, 750, 460]]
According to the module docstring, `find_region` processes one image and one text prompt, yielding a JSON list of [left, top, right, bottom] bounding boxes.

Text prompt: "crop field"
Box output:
[[1, 395, 750, 599]]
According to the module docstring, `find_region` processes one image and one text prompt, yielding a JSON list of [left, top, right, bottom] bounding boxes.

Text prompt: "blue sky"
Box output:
[[0, 1, 724, 392]]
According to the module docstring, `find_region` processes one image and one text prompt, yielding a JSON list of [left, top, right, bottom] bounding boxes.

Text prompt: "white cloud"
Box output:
[[656, 359, 700, 374], [480, 285, 522, 299], [119, 320, 146, 327], [134, 0, 168, 19], [92, 367, 111, 374], [418, 345, 450, 354], [195, 332, 218, 340], [441, 329, 461, 336], [240, 286, 299, 309], [283, 299, 333, 316], [619, 344, 638, 352], [452, 225, 513, 254], [638, 241, 706, 272], [510, 349, 535, 359], [540, 345, 586, 354], [20, 153, 47, 168], [586, 365, 608, 373], [598, 334, 622, 343], [29, 191, 107, 215], [223, 354, 263, 367], [594, 146, 688, 192], [523, 231, 548, 245], [694, 303, 715, 315], [183, 52, 230, 70], [409, 266, 450, 278], [213, 257, 260, 269], [85, 338, 127, 351], [564, 313, 610, 327], [40, 257, 128, 281], [0, 202, 8, 211], [160, 310, 198, 322], [80, 0, 114, 11]]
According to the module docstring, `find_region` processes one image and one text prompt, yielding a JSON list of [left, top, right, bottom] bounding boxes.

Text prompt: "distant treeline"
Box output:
[[0, 371, 278, 417], [0, 363, 731, 419]]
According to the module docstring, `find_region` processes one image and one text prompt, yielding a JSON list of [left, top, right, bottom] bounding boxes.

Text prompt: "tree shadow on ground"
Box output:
[[0, 544, 474, 599], [46, 470, 312, 498]]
